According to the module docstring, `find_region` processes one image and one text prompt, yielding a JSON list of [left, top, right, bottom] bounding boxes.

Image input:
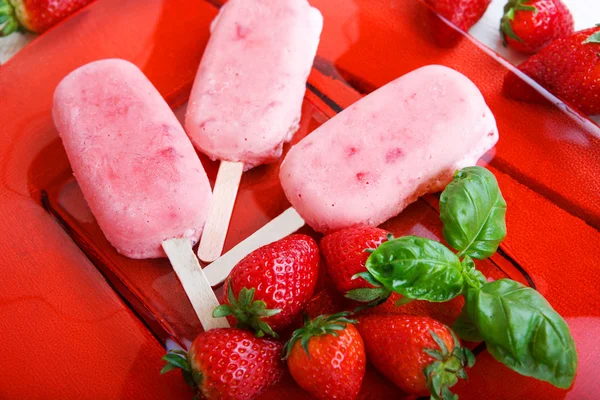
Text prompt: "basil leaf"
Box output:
[[467, 279, 577, 388], [461, 256, 487, 290], [452, 303, 483, 343], [440, 166, 507, 259], [365, 236, 464, 302]]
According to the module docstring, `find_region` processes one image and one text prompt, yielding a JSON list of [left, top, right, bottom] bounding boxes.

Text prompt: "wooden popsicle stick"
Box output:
[[162, 238, 229, 330], [203, 207, 305, 286], [198, 161, 245, 263]]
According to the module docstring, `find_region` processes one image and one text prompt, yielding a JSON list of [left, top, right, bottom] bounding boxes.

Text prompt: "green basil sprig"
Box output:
[[440, 167, 507, 259], [466, 280, 577, 388], [460, 256, 487, 290], [365, 236, 464, 302], [356, 166, 577, 389]]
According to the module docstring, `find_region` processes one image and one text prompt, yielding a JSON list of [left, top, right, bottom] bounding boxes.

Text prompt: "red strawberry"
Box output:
[[321, 226, 388, 293], [214, 234, 319, 337], [321, 227, 392, 307], [161, 328, 284, 400], [284, 313, 366, 400], [424, 0, 492, 32], [0, 0, 95, 36], [356, 314, 474, 398], [503, 27, 600, 115], [500, 0, 574, 54]]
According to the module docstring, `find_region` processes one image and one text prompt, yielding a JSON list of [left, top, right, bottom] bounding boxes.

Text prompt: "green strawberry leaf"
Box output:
[[428, 362, 444, 397], [501, 7, 523, 43], [238, 286, 253, 306], [347, 271, 392, 308], [283, 312, 356, 359], [159, 362, 179, 374], [583, 31, 600, 44], [394, 296, 413, 306], [352, 271, 383, 287], [212, 304, 234, 318], [430, 330, 449, 355], [216, 284, 281, 338], [0, 0, 20, 37], [441, 386, 459, 400], [463, 347, 476, 369], [161, 349, 197, 388], [255, 315, 278, 338], [0, 17, 18, 37], [500, 0, 536, 44], [345, 287, 391, 303], [161, 353, 190, 372], [423, 348, 445, 361], [257, 307, 282, 318], [423, 328, 472, 400], [182, 370, 195, 388]]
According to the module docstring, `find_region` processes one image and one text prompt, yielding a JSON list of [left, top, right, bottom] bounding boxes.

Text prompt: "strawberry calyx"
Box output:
[[161, 349, 203, 390], [283, 312, 357, 359], [0, 0, 20, 37], [345, 234, 394, 307], [345, 270, 392, 307], [212, 285, 282, 338], [583, 30, 600, 44], [500, 0, 538, 43], [423, 330, 475, 400]]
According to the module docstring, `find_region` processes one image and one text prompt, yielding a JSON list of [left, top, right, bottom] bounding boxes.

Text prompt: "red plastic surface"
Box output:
[[1, 0, 599, 399], [0, 0, 211, 398]]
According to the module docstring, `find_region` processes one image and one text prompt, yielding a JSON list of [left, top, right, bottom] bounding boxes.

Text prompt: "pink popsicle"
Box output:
[[185, 0, 323, 168], [53, 59, 212, 259], [279, 65, 499, 233]]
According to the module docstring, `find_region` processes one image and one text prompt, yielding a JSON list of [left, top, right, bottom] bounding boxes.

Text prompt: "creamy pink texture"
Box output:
[[53, 59, 212, 259], [280, 65, 499, 233], [185, 0, 323, 169]]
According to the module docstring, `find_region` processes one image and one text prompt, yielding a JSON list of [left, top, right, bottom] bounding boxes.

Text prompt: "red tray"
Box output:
[[1, 0, 598, 398]]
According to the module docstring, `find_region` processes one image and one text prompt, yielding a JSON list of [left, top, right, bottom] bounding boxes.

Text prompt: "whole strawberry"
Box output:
[[0, 0, 95, 36], [357, 314, 474, 398], [284, 313, 366, 400], [214, 234, 319, 337], [424, 0, 492, 32], [504, 27, 600, 115], [500, 0, 574, 54], [161, 328, 284, 400], [321, 226, 389, 294]]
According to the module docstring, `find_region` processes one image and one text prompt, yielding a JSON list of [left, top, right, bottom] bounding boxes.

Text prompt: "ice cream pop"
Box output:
[[203, 65, 499, 285], [185, 0, 323, 262], [53, 59, 227, 329]]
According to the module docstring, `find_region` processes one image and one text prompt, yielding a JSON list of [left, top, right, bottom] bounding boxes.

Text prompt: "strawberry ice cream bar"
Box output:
[[53, 59, 213, 259], [185, 0, 323, 169], [280, 65, 499, 233]]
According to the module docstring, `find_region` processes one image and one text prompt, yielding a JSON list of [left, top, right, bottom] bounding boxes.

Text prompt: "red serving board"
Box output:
[[1, 0, 598, 399]]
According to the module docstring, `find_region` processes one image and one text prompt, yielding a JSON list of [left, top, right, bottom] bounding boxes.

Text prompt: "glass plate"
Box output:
[[2, 0, 599, 398]]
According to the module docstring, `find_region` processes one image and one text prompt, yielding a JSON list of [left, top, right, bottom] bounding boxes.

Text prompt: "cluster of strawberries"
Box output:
[[426, 0, 600, 115], [162, 228, 472, 400]]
